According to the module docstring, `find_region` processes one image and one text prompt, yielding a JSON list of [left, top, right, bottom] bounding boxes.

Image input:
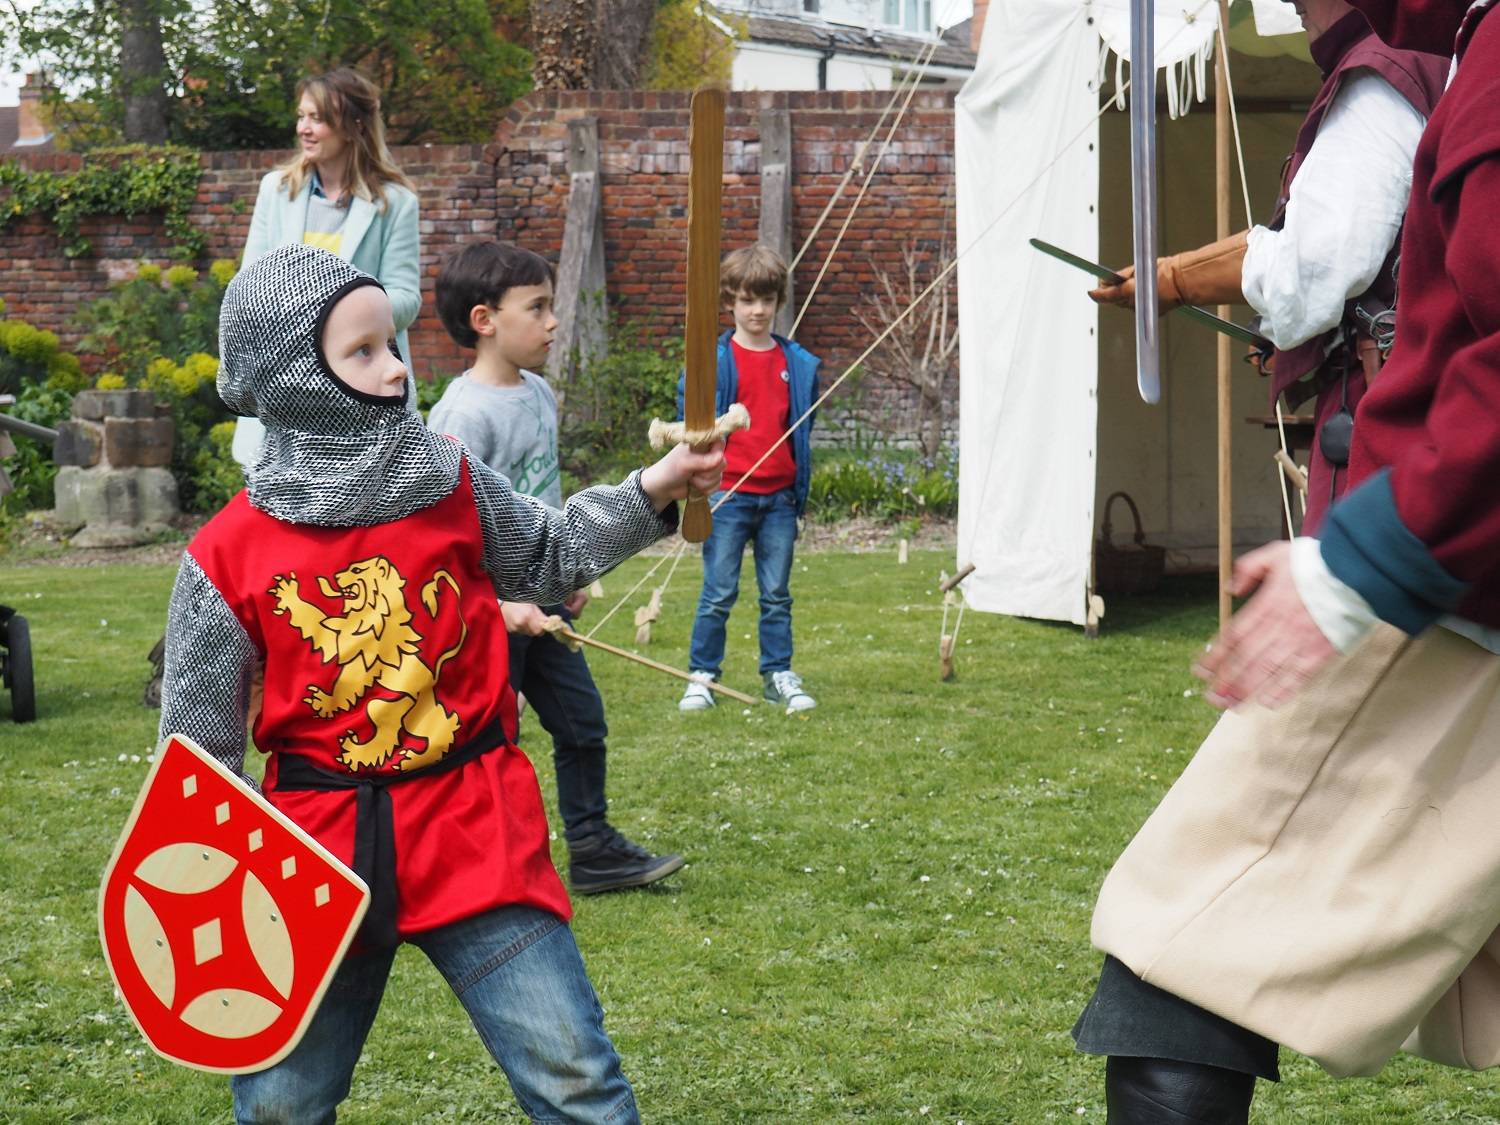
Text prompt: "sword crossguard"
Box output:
[[646, 403, 750, 451]]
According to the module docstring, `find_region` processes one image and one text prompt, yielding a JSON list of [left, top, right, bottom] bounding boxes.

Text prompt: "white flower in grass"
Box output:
[[918, 875, 930, 883]]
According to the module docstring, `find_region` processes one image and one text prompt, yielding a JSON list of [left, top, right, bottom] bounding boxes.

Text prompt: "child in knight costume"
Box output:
[[158, 243, 722, 1122]]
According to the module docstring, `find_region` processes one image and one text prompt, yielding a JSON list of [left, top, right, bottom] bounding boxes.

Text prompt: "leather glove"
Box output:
[[1090, 230, 1249, 313]]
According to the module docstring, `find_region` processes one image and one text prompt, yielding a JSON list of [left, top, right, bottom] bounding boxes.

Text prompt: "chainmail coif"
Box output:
[[218, 243, 460, 526]]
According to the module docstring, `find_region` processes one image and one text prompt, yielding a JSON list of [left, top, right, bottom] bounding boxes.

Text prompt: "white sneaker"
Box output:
[[679, 672, 716, 711], [764, 670, 816, 713]]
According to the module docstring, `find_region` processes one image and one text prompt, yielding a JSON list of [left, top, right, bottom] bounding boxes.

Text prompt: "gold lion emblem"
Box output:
[[268, 556, 467, 772]]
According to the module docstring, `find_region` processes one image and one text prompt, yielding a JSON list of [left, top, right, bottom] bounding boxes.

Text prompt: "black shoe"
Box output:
[[568, 827, 685, 895], [1105, 1055, 1255, 1124]]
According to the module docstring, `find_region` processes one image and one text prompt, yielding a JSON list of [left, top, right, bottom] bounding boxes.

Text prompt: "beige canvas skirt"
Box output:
[[1092, 623, 1500, 1077]]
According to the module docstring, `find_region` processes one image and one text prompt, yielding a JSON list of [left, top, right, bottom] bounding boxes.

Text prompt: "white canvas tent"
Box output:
[[954, 0, 1317, 626]]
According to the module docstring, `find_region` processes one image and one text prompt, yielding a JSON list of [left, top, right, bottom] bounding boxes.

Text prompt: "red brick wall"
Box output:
[[1, 90, 957, 443]]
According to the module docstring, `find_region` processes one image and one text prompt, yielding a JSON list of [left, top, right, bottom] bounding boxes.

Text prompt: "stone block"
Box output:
[[52, 465, 179, 533], [54, 420, 102, 467], [136, 467, 179, 525], [103, 417, 174, 468], [51, 465, 87, 527], [72, 389, 156, 421]]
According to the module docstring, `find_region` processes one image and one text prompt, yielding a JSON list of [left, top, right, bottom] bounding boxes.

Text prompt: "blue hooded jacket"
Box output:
[[677, 330, 821, 514]]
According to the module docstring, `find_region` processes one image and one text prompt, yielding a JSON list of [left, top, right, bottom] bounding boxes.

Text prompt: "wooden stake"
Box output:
[[633, 588, 662, 646], [898, 538, 909, 565], [939, 562, 976, 594], [939, 633, 956, 681], [1215, 0, 1234, 630], [1274, 449, 1308, 494]]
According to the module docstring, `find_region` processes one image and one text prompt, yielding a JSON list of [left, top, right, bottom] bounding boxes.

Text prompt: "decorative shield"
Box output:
[[99, 734, 368, 1074]]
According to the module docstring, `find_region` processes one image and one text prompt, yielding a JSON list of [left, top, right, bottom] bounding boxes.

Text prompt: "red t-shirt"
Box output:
[[723, 339, 798, 495]]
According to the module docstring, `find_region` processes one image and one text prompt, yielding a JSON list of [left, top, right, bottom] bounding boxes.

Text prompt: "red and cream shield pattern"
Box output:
[[99, 735, 368, 1074]]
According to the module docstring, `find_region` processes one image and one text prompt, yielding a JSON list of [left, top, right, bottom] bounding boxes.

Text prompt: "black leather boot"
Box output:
[[1105, 1055, 1255, 1124]]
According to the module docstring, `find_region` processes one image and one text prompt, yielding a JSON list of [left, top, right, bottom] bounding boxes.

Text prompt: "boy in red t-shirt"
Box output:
[[677, 245, 822, 714]]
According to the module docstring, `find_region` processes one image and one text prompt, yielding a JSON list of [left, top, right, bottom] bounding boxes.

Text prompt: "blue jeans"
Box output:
[[232, 906, 638, 1124], [687, 488, 798, 678], [509, 605, 610, 843]]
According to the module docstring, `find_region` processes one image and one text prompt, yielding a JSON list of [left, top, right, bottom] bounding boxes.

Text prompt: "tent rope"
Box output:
[[1216, 16, 1298, 538], [713, 79, 1150, 519], [585, 541, 684, 639], [789, 38, 938, 272], [791, 36, 942, 337]]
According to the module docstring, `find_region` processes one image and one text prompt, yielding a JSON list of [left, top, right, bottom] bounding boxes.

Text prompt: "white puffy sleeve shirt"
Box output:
[[1241, 71, 1427, 351]]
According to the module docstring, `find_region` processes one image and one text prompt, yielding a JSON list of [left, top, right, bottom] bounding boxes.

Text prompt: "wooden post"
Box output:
[[759, 104, 796, 338], [549, 118, 608, 384], [1215, 0, 1233, 629]]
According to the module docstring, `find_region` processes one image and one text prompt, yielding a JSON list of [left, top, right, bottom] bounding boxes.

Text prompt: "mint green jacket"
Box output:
[[233, 169, 422, 464]]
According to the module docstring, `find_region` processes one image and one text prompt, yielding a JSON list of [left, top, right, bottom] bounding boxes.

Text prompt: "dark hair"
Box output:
[[435, 242, 556, 348]]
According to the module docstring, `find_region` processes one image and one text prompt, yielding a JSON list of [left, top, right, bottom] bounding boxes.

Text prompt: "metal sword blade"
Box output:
[[1129, 0, 1161, 404]]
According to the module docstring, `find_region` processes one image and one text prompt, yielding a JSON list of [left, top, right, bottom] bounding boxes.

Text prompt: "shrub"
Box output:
[[74, 258, 234, 383], [0, 298, 88, 398], [1, 382, 73, 516], [71, 261, 240, 513], [189, 421, 243, 514], [559, 317, 682, 486], [134, 352, 237, 513], [415, 373, 457, 418], [0, 299, 86, 518], [806, 449, 958, 523]]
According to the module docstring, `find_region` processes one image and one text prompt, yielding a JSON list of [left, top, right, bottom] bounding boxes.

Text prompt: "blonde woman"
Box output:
[[232, 68, 421, 465]]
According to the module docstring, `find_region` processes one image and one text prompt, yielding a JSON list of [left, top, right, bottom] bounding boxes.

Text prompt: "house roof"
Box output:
[[744, 11, 978, 70], [0, 105, 56, 153]]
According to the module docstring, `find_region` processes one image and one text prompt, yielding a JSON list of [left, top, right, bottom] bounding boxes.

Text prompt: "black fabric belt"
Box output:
[[273, 714, 508, 950]]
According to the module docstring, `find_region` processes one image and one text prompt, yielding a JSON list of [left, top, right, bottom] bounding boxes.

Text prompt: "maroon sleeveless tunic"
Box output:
[[1263, 12, 1447, 531]]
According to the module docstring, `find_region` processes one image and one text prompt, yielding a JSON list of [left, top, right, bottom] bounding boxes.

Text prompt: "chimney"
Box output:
[[971, 0, 989, 54], [16, 73, 53, 147]]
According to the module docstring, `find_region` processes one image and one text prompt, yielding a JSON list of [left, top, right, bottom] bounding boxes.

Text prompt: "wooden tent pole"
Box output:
[[1215, 0, 1234, 629]]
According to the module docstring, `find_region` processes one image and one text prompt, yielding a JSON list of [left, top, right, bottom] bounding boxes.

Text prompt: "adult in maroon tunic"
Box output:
[[1091, 0, 1448, 532], [1075, 2, 1500, 1120]]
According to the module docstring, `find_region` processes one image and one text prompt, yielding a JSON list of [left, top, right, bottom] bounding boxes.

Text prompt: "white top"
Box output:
[[1292, 537, 1500, 655], [1242, 71, 1427, 351]]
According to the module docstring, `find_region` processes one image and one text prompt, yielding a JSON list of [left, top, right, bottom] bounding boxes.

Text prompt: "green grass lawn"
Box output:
[[2, 550, 1498, 1123]]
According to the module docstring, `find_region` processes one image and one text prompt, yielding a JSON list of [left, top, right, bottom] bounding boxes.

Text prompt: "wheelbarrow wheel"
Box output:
[[3, 611, 36, 723]]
